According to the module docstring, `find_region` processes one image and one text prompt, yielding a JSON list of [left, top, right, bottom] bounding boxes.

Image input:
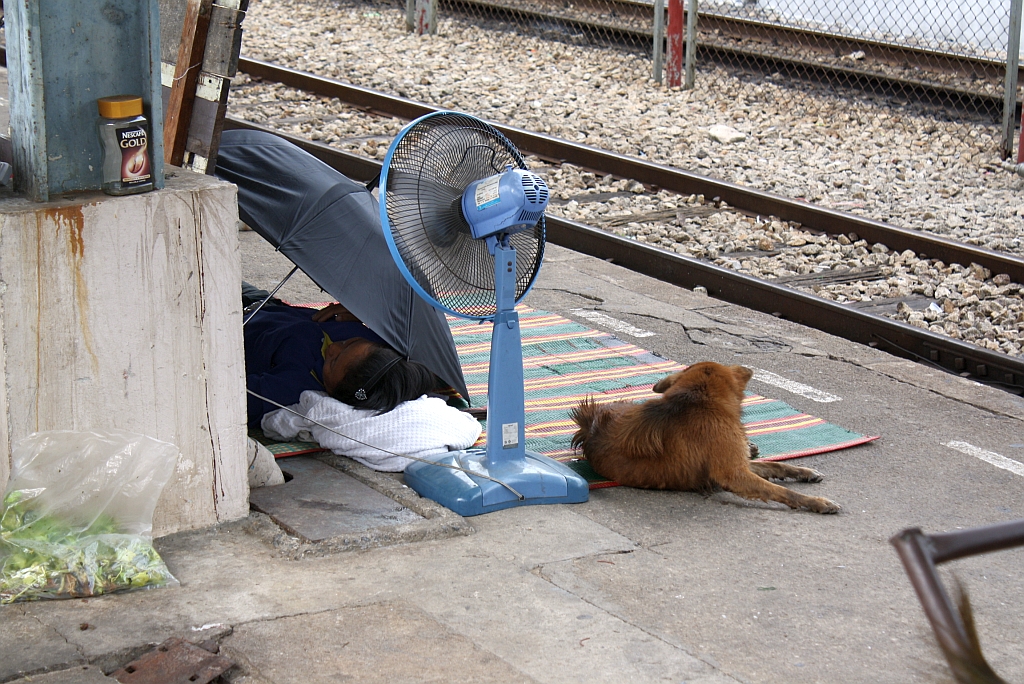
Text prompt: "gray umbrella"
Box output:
[[215, 129, 470, 403]]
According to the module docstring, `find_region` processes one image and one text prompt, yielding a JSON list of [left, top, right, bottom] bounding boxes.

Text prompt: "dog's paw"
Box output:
[[807, 497, 841, 514], [800, 468, 824, 483]]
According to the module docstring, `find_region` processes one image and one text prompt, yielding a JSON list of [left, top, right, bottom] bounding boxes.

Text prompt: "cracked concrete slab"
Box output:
[[0, 502, 731, 683], [220, 601, 534, 683], [4, 665, 113, 683], [538, 247, 832, 361], [250, 457, 423, 542], [6, 227, 1024, 683], [542, 492, 933, 684], [3, 611, 86, 679]]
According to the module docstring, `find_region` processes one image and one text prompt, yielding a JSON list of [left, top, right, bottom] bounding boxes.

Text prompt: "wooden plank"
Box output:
[[161, 2, 249, 71], [164, 0, 213, 167], [194, 75, 231, 169], [186, 78, 229, 160], [204, 5, 246, 77], [159, 0, 187, 65], [164, 77, 229, 166], [159, 0, 246, 173]]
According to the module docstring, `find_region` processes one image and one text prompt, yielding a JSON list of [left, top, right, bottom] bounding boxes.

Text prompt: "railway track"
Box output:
[[437, 0, 1015, 115], [237, 59, 1024, 282], [224, 60, 1024, 392]]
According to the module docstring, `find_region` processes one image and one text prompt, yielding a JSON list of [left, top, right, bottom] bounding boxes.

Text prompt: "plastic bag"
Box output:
[[1, 430, 180, 603]]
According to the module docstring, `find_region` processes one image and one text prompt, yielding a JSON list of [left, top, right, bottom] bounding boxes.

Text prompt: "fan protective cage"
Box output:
[[380, 112, 545, 320]]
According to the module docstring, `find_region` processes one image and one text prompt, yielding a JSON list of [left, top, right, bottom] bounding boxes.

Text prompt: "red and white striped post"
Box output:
[[666, 0, 684, 87], [1018, 105, 1024, 164], [413, 0, 437, 35]]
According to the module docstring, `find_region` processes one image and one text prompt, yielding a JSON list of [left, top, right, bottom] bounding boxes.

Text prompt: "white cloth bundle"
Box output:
[[261, 390, 483, 472]]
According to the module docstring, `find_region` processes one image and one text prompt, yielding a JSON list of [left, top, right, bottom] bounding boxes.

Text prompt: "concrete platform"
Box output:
[[249, 457, 422, 542], [3, 231, 1023, 684]]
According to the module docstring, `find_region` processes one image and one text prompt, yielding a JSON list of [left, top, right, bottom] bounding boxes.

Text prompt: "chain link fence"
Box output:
[[416, 0, 1020, 136], [429, 0, 655, 54], [693, 0, 1016, 119]]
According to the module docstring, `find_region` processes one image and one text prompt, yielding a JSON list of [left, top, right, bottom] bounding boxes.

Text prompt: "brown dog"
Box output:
[[569, 361, 840, 513]]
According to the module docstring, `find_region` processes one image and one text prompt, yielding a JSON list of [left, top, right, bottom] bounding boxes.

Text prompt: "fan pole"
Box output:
[[486, 240, 527, 464]]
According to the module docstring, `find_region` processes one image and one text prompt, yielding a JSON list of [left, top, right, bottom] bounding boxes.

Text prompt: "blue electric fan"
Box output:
[[378, 111, 589, 516]]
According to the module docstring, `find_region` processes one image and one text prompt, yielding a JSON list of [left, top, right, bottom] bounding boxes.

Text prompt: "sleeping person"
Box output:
[[243, 285, 482, 472], [244, 297, 433, 426]]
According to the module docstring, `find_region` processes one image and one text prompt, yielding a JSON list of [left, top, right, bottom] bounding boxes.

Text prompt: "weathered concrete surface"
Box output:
[[2, 235, 1023, 683], [0, 170, 248, 535], [3, 506, 727, 683], [249, 457, 422, 541], [6, 666, 112, 683]]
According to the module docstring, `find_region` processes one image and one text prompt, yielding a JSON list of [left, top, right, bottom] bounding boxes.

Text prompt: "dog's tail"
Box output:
[[569, 396, 605, 451]]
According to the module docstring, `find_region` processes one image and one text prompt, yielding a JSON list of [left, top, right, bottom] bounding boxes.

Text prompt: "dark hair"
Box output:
[[329, 346, 438, 413]]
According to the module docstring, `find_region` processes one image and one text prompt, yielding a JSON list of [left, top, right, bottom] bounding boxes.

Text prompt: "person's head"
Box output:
[[322, 338, 438, 412]]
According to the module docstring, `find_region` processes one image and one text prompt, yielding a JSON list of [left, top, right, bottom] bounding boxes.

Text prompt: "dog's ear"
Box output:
[[652, 371, 682, 394], [731, 365, 754, 388]]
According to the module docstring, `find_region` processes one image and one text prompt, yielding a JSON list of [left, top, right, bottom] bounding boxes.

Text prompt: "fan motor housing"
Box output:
[[462, 167, 549, 240]]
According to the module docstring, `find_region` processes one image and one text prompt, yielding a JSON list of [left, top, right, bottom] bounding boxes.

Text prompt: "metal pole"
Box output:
[[666, 0, 684, 87], [6, 0, 163, 200], [929, 518, 1024, 564], [5, 0, 48, 199], [1001, 0, 1023, 159], [891, 522, 1024, 683], [1018, 106, 1024, 163], [405, 0, 415, 31], [684, 0, 698, 89], [890, 529, 974, 679], [653, 0, 665, 84]]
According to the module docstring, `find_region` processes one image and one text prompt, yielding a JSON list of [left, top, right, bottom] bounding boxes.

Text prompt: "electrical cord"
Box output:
[[246, 389, 525, 500]]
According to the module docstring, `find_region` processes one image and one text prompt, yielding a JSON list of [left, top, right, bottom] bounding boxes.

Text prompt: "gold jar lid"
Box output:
[[97, 95, 143, 119]]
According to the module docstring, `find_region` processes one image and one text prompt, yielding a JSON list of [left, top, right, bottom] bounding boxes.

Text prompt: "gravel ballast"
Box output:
[[229, 0, 1024, 358]]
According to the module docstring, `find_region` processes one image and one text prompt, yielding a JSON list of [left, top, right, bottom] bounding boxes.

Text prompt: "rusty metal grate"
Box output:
[[110, 637, 233, 684]]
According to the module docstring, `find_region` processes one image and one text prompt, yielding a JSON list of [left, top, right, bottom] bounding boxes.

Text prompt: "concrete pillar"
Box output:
[[0, 171, 248, 535]]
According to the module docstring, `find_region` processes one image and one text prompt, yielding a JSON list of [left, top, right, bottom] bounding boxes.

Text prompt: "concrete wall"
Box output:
[[0, 170, 248, 535]]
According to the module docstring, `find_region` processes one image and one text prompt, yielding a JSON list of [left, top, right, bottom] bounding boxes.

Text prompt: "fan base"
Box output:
[[404, 448, 589, 517]]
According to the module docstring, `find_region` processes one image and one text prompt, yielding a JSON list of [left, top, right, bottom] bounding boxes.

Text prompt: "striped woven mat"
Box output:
[[253, 305, 878, 488], [451, 307, 877, 487]]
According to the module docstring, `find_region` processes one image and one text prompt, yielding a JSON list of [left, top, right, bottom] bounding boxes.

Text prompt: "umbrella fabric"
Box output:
[[215, 129, 470, 402]]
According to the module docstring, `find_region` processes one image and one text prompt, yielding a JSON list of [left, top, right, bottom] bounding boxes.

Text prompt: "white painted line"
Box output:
[[749, 368, 841, 403], [943, 441, 1024, 478], [570, 309, 656, 338]]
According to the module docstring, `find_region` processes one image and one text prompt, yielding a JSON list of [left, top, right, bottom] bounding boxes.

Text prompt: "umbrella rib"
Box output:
[[243, 265, 300, 326]]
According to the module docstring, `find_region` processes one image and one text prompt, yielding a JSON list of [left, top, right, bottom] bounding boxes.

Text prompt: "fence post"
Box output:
[[413, 0, 437, 35], [653, 0, 665, 83], [1001, 0, 1023, 159], [684, 0, 697, 89], [406, 0, 414, 31], [666, 0, 684, 87]]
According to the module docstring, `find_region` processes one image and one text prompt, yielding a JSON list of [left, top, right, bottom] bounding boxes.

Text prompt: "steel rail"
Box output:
[[236, 58, 1024, 285], [436, 0, 1012, 111], [222, 117, 1024, 392]]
